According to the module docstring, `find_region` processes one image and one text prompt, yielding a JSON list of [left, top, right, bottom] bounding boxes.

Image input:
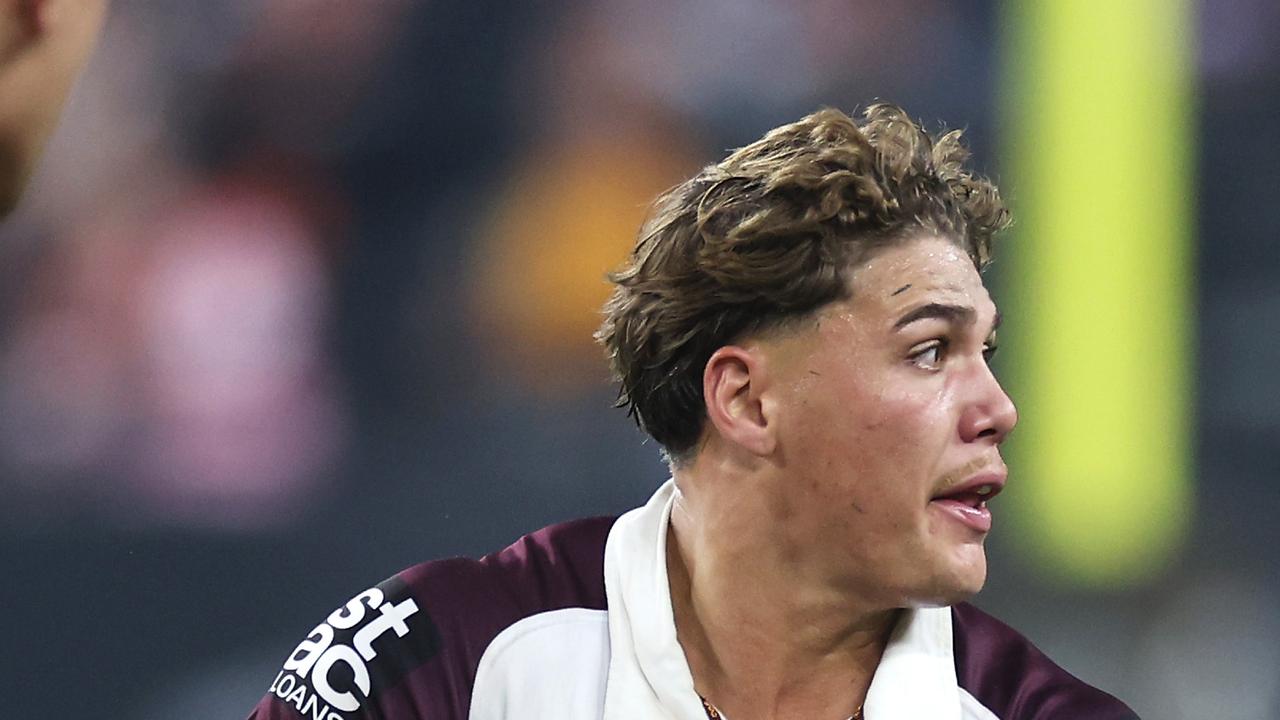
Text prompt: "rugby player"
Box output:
[[249, 104, 1139, 720]]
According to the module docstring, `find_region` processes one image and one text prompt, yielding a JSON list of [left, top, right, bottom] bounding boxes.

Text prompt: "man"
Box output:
[[0, 0, 107, 216], [249, 104, 1139, 719]]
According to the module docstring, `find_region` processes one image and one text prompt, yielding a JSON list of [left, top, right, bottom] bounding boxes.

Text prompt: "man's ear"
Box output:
[[702, 345, 776, 457]]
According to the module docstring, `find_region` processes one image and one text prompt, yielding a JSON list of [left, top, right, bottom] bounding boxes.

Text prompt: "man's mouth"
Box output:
[[929, 473, 1005, 533]]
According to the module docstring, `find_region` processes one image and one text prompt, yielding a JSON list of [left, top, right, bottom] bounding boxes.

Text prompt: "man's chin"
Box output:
[[909, 558, 987, 608], [947, 561, 988, 603]]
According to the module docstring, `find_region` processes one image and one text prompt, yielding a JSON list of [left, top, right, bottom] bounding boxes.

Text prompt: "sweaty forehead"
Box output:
[[845, 238, 994, 318]]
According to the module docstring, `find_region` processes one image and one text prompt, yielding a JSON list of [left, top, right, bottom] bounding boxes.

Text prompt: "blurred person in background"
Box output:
[[0, 0, 107, 216], [248, 104, 1137, 720]]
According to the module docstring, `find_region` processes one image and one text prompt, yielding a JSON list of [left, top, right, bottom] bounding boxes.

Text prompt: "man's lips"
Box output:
[[929, 470, 1006, 533]]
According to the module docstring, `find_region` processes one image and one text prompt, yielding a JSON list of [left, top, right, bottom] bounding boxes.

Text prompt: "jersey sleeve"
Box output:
[[245, 516, 615, 720], [247, 570, 451, 720]]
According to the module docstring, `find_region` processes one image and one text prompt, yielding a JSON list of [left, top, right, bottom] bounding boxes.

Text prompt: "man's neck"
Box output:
[[666, 472, 898, 720]]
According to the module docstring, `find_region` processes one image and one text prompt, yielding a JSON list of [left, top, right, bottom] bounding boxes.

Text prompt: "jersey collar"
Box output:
[[602, 479, 963, 720]]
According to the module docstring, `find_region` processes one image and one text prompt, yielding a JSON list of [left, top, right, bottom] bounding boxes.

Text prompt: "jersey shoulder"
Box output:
[[247, 515, 616, 720], [952, 602, 1140, 720]]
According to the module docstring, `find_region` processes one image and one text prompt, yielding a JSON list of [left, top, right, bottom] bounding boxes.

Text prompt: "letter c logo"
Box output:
[[311, 645, 371, 713]]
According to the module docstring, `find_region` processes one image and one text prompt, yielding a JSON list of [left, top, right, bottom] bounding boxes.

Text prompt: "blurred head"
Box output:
[[0, 0, 108, 216], [598, 104, 1017, 604]]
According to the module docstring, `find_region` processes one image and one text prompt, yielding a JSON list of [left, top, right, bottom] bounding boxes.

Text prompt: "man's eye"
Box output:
[[983, 343, 999, 364], [909, 340, 946, 369]]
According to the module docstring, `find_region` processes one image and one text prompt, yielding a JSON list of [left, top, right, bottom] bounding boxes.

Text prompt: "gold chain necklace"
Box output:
[[698, 694, 863, 720]]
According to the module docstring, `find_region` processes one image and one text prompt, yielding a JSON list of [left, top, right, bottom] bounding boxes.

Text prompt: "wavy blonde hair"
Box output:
[[596, 104, 1010, 460]]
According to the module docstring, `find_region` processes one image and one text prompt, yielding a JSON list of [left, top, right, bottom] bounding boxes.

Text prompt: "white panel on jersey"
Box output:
[[959, 688, 1002, 720], [469, 608, 610, 720]]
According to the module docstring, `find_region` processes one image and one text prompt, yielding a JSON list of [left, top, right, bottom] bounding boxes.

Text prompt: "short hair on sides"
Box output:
[[595, 103, 1011, 464]]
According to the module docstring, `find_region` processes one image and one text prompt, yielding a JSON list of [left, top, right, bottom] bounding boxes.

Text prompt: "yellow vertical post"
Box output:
[[998, 0, 1195, 586]]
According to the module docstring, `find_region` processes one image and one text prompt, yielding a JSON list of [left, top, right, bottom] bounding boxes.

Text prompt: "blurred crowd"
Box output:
[[1, 1, 1277, 718]]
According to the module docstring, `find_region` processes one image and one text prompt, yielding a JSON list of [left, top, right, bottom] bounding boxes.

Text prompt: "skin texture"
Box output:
[[0, 0, 108, 216], [668, 235, 1017, 720]]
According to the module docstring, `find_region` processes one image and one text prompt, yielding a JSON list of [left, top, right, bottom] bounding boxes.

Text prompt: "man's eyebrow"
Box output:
[[892, 303, 977, 330]]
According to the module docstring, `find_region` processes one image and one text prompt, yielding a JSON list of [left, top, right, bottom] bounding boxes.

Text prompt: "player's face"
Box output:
[[764, 235, 1016, 607], [0, 0, 109, 214]]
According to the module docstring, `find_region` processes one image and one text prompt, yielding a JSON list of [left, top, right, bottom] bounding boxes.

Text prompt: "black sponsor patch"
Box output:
[[277, 574, 441, 716], [356, 575, 441, 691]]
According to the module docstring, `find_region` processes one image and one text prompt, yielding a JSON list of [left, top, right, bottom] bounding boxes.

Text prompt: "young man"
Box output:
[[0, 0, 107, 216], [249, 105, 1139, 720]]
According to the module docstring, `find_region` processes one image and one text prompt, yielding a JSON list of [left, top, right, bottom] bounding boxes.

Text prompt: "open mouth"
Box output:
[[930, 480, 1003, 533], [933, 482, 1000, 509]]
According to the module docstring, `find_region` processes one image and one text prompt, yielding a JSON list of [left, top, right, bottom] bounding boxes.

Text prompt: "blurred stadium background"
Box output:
[[1, 1, 1277, 718]]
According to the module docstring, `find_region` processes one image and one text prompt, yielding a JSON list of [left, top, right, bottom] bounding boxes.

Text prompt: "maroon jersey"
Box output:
[[248, 484, 1138, 720]]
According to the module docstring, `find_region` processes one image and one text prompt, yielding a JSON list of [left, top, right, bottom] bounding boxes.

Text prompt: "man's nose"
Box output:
[[959, 363, 1018, 444]]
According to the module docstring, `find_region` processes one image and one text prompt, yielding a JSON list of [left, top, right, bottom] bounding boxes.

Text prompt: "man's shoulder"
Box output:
[[951, 602, 1139, 720], [408, 514, 616, 617], [474, 514, 617, 610], [247, 515, 618, 720]]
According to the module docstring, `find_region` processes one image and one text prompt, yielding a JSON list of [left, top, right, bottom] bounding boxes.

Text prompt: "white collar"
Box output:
[[602, 479, 962, 720]]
